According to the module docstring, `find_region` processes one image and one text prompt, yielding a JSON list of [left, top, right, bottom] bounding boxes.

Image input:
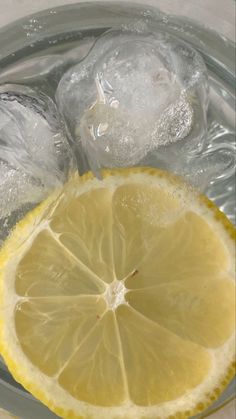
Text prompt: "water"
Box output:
[[0, 3, 235, 419]]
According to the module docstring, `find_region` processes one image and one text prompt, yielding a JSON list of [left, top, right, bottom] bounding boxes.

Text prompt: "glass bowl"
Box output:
[[0, 2, 235, 418]]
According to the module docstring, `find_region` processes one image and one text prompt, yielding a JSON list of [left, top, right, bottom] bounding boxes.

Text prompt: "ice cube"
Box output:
[[0, 160, 44, 217], [0, 84, 75, 238], [56, 29, 208, 172]]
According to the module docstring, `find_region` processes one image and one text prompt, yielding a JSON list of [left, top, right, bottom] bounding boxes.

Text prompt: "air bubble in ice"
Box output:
[[56, 29, 208, 172]]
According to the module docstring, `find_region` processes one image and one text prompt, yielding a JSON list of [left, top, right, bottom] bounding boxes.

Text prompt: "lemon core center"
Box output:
[[104, 280, 127, 310]]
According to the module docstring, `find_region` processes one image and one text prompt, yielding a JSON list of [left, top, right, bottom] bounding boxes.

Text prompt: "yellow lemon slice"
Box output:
[[0, 167, 235, 419]]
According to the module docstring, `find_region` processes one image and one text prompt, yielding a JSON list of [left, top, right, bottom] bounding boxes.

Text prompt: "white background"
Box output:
[[0, 1, 235, 418]]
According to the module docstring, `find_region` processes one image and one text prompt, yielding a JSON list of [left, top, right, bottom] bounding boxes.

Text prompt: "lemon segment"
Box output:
[[15, 296, 107, 377], [58, 310, 127, 406], [126, 276, 235, 348], [111, 182, 185, 280], [50, 187, 115, 284], [116, 304, 211, 405], [15, 230, 106, 297]]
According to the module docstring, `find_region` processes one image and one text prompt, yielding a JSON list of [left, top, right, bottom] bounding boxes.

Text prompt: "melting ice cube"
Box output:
[[0, 84, 74, 240], [56, 29, 208, 172]]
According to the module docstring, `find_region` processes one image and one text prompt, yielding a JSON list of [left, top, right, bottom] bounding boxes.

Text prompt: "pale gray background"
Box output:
[[0, 0, 235, 418], [0, 0, 235, 40]]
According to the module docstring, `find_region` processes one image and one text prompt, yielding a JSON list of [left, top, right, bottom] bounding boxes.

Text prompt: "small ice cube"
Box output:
[[0, 84, 75, 237], [56, 29, 208, 172]]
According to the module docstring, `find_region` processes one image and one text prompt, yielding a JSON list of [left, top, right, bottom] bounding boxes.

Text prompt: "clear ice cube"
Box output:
[[56, 29, 208, 172], [0, 84, 74, 240]]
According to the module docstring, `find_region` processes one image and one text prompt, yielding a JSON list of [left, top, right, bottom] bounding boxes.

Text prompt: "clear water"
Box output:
[[0, 3, 235, 419]]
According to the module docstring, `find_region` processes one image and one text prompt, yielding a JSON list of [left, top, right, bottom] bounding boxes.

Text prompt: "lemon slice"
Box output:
[[0, 167, 235, 419]]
